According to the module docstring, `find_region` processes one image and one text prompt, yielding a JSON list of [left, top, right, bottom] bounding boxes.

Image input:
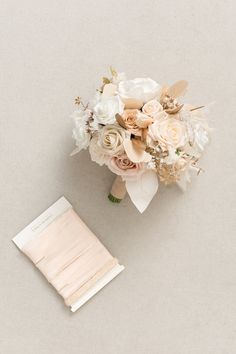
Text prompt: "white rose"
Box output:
[[148, 117, 188, 149], [193, 125, 209, 151], [118, 78, 161, 108], [180, 106, 210, 154], [90, 91, 102, 106], [93, 95, 124, 125], [142, 99, 164, 119], [71, 109, 91, 153], [185, 122, 209, 156]]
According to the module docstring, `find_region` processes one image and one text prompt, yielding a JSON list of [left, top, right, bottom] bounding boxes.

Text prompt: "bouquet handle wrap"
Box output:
[[108, 176, 127, 203]]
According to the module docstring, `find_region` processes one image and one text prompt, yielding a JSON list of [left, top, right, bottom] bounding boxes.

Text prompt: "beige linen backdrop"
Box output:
[[0, 1, 236, 353]]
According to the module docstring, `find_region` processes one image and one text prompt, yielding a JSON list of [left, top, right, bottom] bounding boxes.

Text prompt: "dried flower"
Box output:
[[75, 96, 81, 106]]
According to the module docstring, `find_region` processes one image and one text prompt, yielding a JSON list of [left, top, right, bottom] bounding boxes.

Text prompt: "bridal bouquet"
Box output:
[[71, 68, 210, 213]]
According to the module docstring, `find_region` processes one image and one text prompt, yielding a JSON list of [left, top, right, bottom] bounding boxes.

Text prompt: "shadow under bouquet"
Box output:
[[71, 68, 210, 213]]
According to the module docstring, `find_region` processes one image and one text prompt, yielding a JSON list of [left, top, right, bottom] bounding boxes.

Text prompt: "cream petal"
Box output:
[[168, 80, 188, 98], [136, 117, 153, 128], [177, 169, 191, 192], [116, 113, 127, 129], [123, 139, 152, 163], [70, 147, 80, 156], [125, 170, 158, 213], [102, 83, 117, 97]]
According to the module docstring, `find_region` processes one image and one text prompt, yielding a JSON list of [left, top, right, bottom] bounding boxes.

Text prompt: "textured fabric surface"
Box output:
[[1, 1, 236, 353]]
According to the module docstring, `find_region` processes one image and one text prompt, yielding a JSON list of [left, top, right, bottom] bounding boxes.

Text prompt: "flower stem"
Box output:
[[108, 175, 127, 204]]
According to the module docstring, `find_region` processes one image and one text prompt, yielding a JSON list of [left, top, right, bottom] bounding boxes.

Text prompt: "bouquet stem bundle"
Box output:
[[108, 176, 126, 203]]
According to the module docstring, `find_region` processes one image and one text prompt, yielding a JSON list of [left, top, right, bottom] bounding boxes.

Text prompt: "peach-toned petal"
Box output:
[[116, 113, 127, 129], [121, 98, 143, 109], [102, 83, 117, 97], [123, 139, 152, 163], [136, 116, 153, 128], [167, 80, 188, 98]]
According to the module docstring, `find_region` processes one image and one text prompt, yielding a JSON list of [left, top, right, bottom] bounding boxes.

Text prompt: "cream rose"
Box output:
[[97, 124, 128, 156], [107, 153, 145, 181], [93, 95, 124, 125], [118, 78, 161, 108], [142, 99, 164, 119], [148, 118, 188, 149]]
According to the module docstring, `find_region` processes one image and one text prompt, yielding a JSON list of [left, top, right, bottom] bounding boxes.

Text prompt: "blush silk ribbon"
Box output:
[[22, 208, 117, 306]]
